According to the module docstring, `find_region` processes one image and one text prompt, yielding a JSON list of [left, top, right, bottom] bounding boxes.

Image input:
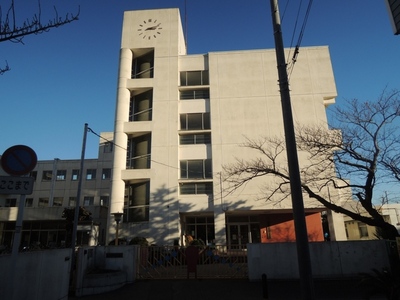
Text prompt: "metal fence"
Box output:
[[137, 245, 248, 279]]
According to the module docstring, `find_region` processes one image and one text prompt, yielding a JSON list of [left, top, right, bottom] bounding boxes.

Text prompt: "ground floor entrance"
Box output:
[[180, 210, 325, 248]]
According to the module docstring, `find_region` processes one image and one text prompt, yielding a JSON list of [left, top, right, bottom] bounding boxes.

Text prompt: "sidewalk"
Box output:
[[69, 278, 387, 300]]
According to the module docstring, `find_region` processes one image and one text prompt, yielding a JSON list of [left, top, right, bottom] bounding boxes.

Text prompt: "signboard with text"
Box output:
[[0, 176, 34, 195]]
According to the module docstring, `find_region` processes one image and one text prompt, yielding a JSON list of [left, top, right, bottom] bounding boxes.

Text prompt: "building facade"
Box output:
[[109, 8, 347, 247], [344, 203, 400, 240], [0, 134, 113, 250]]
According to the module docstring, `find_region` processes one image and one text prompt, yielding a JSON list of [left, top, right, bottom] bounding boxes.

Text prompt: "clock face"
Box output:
[[138, 19, 162, 40]]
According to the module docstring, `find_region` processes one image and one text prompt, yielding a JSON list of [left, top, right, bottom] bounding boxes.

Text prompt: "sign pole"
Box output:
[[1, 145, 37, 299], [11, 194, 27, 257]]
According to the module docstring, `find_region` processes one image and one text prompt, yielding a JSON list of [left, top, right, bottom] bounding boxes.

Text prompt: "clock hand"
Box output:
[[145, 23, 161, 31]]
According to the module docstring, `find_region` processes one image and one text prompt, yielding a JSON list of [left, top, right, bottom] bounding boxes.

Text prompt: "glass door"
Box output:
[[228, 224, 249, 250]]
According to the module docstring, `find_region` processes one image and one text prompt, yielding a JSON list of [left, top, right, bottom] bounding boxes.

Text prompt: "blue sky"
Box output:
[[1, 0, 399, 164]]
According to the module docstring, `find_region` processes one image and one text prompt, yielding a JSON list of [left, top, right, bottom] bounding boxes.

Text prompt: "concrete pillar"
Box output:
[[108, 48, 132, 241], [214, 208, 227, 245], [328, 210, 347, 241]]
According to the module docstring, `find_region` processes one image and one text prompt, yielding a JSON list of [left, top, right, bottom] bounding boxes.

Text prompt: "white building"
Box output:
[[109, 8, 347, 247], [0, 134, 113, 249]]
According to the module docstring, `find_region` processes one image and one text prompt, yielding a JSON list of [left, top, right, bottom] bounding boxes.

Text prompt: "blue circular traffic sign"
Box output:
[[1, 145, 37, 176]]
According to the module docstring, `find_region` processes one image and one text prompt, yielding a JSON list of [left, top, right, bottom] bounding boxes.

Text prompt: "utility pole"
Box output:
[[69, 123, 88, 285], [269, 0, 315, 299]]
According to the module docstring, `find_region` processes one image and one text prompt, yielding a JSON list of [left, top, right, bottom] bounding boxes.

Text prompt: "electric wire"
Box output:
[[287, 0, 314, 81], [88, 127, 274, 207], [286, 0, 303, 69], [87, 127, 224, 178]]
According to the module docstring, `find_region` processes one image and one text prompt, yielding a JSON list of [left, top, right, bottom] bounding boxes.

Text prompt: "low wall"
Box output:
[[247, 240, 392, 281], [0, 248, 71, 300], [74, 245, 137, 297]]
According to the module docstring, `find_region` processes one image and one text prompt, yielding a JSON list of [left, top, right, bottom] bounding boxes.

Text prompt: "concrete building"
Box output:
[[0, 134, 113, 250], [109, 8, 347, 247], [344, 203, 400, 240]]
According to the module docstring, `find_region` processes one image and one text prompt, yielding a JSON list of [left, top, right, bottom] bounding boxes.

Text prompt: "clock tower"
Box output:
[[110, 9, 186, 242]]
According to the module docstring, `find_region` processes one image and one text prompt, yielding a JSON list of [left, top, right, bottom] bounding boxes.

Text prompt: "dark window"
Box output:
[[86, 169, 96, 180], [25, 198, 33, 207], [180, 159, 212, 179], [102, 168, 111, 180], [129, 90, 153, 121], [180, 71, 209, 86], [71, 170, 79, 181], [179, 133, 211, 145], [69, 197, 76, 207], [38, 198, 49, 207], [53, 197, 63, 207], [180, 113, 210, 130], [83, 196, 94, 206], [126, 133, 151, 169], [42, 170, 52, 181], [56, 170, 67, 181], [5, 198, 17, 207], [100, 196, 109, 206], [29, 171, 37, 180], [103, 142, 113, 153], [132, 50, 154, 78], [180, 182, 213, 195], [124, 181, 150, 222], [180, 89, 210, 100]]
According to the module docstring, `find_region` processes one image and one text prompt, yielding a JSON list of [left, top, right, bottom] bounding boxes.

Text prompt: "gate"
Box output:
[[137, 245, 248, 279]]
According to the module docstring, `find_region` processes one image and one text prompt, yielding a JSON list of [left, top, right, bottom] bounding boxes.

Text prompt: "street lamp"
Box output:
[[112, 212, 124, 245]]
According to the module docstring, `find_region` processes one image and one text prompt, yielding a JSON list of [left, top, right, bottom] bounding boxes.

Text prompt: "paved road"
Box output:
[[69, 278, 388, 300]]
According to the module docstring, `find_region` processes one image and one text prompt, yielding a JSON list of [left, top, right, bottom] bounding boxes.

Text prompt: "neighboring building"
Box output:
[[344, 203, 400, 240], [109, 8, 347, 247], [0, 134, 113, 250], [385, 0, 400, 35]]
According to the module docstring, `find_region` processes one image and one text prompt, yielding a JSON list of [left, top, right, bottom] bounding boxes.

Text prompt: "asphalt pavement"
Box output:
[[69, 278, 389, 300]]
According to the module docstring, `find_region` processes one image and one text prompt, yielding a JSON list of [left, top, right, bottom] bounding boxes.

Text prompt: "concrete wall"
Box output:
[[74, 245, 137, 297], [247, 240, 392, 280], [0, 248, 71, 300]]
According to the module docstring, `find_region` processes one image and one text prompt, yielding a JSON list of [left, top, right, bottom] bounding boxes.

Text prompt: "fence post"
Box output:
[[262, 273, 268, 299]]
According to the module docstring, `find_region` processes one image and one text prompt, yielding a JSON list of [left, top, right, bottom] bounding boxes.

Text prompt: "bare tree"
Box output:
[[223, 89, 400, 240], [0, 0, 79, 74]]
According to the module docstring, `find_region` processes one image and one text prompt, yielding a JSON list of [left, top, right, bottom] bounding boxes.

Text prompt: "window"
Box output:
[[53, 197, 63, 207], [358, 222, 369, 238], [38, 198, 49, 207], [5, 198, 16, 207], [124, 181, 150, 222], [180, 113, 210, 130], [180, 133, 211, 145], [71, 170, 79, 181], [180, 89, 210, 100], [180, 182, 213, 195], [25, 198, 33, 207], [103, 142, 113, 153], [42, 170, 52, 181], [185, 215, 215, 245], [132, 50, 154, 78], [100, 196, 110, 206], [180, 159, 212, 179], [126, 133, 151, 169], [29, 171, 37, 180], [129, 90, 153, 121], [180, 71, 209, 86], [83, 196, 94, 206], [102, 168, 111, 180], [56, 170, 67, 181], [86, 169, 96, 180], [69, 197, 76, 207]]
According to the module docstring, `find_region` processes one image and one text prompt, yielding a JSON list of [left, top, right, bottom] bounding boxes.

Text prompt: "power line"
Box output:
[[286, 0, 314, 80]]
